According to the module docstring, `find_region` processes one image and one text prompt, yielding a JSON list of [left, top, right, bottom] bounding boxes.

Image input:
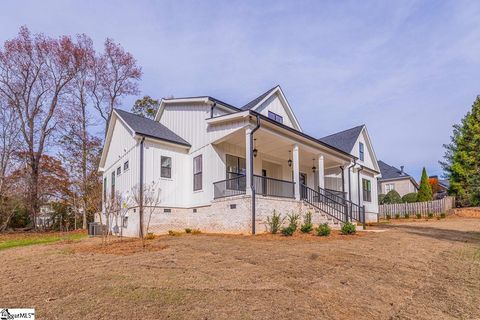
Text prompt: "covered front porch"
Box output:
[[211, 125, 351, 201]]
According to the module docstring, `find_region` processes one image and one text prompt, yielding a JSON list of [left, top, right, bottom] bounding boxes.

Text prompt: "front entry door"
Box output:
[[261, 169, 267, 195], [300, 173, 307, 198]]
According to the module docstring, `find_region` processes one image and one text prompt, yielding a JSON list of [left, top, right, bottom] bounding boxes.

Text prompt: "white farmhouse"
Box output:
[[99, 86, 380, 236]]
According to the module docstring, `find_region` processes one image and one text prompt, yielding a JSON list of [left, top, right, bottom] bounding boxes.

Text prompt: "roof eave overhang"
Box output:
[[249, 110, 354, 162], [133, 133, 191, 149]]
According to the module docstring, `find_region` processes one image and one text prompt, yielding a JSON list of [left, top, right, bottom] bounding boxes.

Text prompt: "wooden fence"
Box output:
[[379, 196, 455, 219]]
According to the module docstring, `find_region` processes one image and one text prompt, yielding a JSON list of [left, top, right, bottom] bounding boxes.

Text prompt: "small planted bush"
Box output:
[[300, 211, 313, 233], [281, 225, 295, 236], [386, 214, 391, 220], [404, 213, 410, 219], [395, 214, 400, 219], [316, 223, 331, 237], [416, 213, 422, 219], [185, 228, 192, 233], [168, 230, 181, 236], [146, 232, 155, 240], [341, 222, 356, 235], [191, 229, 201, 234], [286, 212, 300, 231], [440, 213, 446, 219], [266, 210, 284, 234], [427, 212, 434, 219]]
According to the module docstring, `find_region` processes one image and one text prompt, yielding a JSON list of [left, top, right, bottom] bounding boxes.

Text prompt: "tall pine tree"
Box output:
[[417, 167, 433, 202], [440, 96, 480, 207]]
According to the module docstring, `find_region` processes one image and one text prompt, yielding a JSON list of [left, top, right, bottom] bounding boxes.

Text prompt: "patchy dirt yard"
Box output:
[[1, 217, 479, 320]]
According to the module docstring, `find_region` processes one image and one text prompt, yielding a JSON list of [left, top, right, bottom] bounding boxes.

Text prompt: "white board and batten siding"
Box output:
[[158, 102, 251, 207], [256, 94, 296, 129], [102, 117, 140, 208]]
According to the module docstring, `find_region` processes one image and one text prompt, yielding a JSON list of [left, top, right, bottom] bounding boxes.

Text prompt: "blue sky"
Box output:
[[1, 0, 479, 180]]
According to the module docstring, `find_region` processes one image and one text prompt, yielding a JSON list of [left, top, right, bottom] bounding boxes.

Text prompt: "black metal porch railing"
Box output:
[[253, 175, 295, 198], [302, 184, 365, 225], [213, 175, 246, 199], [324, 188, 347, 201]]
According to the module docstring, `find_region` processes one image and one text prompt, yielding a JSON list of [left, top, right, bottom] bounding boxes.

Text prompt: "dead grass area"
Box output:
[[1, 218, 479, 319], [452, 207, 480, 218], [72, 237, 169, 256]]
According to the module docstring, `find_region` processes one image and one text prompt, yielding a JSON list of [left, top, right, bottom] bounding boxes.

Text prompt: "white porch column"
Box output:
[[245, 127, 253, 196], [318, 155, 325, 190], [293, 144, 300, 200]]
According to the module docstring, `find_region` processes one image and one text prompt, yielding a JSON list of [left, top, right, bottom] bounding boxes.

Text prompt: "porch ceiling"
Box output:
[[214, 128, 346, 168]]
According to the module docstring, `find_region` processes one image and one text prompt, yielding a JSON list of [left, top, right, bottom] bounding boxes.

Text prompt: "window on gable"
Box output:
[[124, 160, 129, 171], [161, 156, 172, 179], [359, 142, 365, 161], [268, 111, 283, 124], [116, 166, 121, 176], [362, 179, 371, 202], [193, 155, 203, 191]]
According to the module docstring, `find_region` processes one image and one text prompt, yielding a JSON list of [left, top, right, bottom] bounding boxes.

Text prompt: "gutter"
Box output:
[[139, 137, 145, 239], [210, 101, 217, 118], [250, 115, 261, 235], [357, 165, 364, 206]]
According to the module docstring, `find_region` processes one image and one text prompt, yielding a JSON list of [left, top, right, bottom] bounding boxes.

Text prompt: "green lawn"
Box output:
[[0, 233, 87, 251]]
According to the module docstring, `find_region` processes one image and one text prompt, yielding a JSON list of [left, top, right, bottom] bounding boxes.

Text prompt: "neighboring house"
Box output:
[[429, 175, 449, 199], [99, 85, 380, 237], [377, 160, 418, 197], [38, 205, 54, 228]]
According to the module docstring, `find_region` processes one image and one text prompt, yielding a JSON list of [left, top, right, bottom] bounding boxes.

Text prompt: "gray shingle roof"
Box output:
[[115, 109, 190, 147], [318, 125, 364, 153], [378, 160, 411, 180], [241, 86, 278, 110]]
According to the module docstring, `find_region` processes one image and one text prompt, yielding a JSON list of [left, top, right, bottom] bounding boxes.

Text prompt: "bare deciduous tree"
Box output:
[[90, 38, 142, 134], [0, 27, 83, 228], [131, 181, 161, 247]]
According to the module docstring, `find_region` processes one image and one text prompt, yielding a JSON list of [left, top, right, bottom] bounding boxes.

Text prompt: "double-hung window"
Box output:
[[268, 111, 283, 124], [359, 142, 365, 161], [362, 179, 371, 202], [193, 155, 203, 191], [385, 183, 395, 193], [161, 156, 172, 178], [111, 171, 115, 199]]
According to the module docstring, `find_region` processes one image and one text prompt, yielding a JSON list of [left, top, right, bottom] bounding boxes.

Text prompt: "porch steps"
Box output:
[[305, 204, 341, 228]]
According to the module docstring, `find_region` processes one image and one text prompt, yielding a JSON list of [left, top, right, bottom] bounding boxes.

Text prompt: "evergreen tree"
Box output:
[[440, 96, 480, 206], [417, 167, 433, 202]]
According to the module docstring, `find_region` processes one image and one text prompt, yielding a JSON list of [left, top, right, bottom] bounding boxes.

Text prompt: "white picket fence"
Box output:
[[379, 196, 455, 219]]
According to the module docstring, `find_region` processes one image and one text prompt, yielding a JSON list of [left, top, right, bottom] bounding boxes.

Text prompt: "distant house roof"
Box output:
[[318, 125, 364, 153], [378, 161, 418, 189], [439, 179, 450, 189], [115, 109, 191, 147], [241, 86, 278, 110]]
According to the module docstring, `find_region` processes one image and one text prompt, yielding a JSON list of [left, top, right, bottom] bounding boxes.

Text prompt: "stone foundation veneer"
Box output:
[[113, 195, 343, 237]]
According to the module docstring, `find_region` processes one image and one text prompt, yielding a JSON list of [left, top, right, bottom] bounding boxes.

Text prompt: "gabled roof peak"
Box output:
[[318, 125, 365, 153], [241, 85, 279, 110]]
